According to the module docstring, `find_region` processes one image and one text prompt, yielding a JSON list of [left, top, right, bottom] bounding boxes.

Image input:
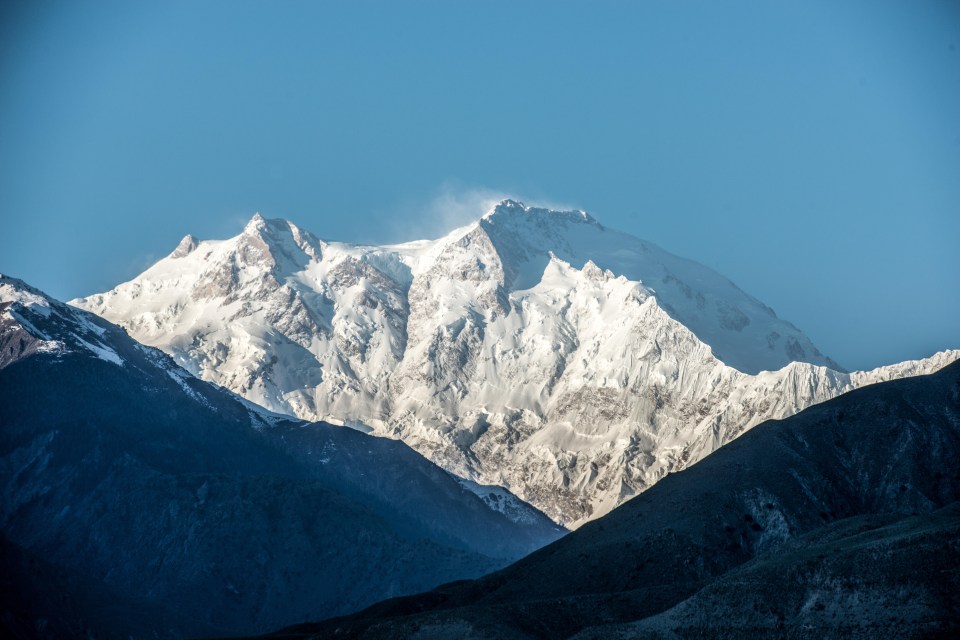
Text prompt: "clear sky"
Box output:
[[1, 0, 958, 371]]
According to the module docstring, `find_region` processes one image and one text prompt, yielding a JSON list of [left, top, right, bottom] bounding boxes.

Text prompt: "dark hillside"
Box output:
[[272, 360, 960, 639]]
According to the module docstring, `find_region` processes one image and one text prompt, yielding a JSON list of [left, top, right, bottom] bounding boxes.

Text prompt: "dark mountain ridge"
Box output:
[[271, 358, 960, 639], [0, 274, 562, 638]]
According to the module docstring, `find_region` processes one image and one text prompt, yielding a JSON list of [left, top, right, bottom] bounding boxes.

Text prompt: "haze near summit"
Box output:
[[1, 0, 957, 370]]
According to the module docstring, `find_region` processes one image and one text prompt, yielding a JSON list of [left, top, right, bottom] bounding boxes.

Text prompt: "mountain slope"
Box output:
[[573, 506, 960, 639], [0, 275, 562, 638], [0, 531, 223, 640], [72, 202, 959, 525], [271, 359, 960, 639]]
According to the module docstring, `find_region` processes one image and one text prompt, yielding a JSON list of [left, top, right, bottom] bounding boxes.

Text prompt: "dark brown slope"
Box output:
[[267, 359, 960, 639]]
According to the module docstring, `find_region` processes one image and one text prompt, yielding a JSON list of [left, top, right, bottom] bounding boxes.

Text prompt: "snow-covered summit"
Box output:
[[71, 205, 959, 525], [483, 198, 598, 226], [236, 213, 325, 270], [438, 200, 838, 373], [244, 211, 268, 232]]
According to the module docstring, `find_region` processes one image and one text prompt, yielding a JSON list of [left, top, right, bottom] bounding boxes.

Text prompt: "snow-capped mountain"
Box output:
[[73, 201, 960, 526]]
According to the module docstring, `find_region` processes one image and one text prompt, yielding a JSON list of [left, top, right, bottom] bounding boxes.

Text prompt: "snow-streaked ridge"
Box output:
[[70, 204, 960, 526], [1, 274, 124, 367]]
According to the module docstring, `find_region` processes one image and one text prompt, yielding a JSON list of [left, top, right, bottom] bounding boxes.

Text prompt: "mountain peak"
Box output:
[[234, 213, 323, 271], [171, 234, 199, 258], [498, 197, 526, 209], [241, 213, 307, 243], [243, 212, 269, 236], [2, 274, 125, 368], [1, 273, 55, 313], [481, 198, 526, 220], [483, 199, 598, 227]]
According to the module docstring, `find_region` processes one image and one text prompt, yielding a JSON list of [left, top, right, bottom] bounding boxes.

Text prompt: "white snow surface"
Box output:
[[70, 204, 960, 526]]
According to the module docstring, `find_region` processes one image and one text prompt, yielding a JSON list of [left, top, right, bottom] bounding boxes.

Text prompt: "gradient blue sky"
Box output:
[[2, 0, 958, 370]]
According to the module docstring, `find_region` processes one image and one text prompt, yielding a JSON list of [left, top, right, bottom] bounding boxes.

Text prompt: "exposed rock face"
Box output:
[[71, 202, 960, 526]]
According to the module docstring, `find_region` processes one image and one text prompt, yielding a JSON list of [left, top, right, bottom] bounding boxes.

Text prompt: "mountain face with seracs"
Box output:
[[73, 201, 960, 526]]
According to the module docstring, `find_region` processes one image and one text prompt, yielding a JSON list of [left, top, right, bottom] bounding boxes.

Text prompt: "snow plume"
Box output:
[[430, 185, 509, 230], [386, 183, 581, 243]]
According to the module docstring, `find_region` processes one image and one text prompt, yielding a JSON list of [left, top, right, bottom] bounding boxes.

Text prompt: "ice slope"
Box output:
[[72, 202, 960, 526]]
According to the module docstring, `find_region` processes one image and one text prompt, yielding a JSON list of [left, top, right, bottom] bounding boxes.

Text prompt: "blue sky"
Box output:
[[1, 0, 958, 370]]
